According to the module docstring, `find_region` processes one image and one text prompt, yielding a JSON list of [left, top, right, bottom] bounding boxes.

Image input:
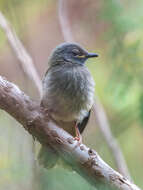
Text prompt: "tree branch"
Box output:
[[0, 76, 140, 190], [58, 0, 131, 179]]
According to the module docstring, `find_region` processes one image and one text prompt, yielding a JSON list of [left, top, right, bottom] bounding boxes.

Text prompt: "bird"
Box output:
[[38, 42, 98, 168]]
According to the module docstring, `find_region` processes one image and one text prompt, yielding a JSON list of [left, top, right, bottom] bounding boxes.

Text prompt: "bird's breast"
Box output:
[[42, 65, 95, 122]]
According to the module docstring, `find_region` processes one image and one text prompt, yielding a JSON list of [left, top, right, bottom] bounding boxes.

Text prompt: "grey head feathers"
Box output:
[[48, 42, 98, 66]]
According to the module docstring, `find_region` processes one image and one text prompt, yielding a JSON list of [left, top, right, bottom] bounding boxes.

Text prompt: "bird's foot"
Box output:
[[74, 135, 82, 145], [74, 122, 82, 145]]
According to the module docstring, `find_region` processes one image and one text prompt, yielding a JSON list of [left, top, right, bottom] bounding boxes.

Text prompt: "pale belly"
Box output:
[[41, 65, 95, 122]]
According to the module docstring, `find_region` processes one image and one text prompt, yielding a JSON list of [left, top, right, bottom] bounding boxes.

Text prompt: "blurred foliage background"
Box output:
[[0, 0, 143, 189]]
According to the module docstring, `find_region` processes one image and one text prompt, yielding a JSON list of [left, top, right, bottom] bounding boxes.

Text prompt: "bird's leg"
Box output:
[[74, 122, 82, 144]]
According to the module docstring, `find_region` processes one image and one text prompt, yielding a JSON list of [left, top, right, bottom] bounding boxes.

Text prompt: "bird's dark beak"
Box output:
[[86, 52, 99, 58]]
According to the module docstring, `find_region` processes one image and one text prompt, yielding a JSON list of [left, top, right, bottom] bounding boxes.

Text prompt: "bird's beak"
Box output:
[[86, 52, 99, 58]]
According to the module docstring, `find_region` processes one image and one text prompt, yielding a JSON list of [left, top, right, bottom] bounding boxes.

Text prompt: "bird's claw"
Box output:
[[74, 136, 82, 146]]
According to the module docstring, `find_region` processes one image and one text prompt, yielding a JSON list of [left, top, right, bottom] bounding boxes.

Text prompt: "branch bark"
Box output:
[[58, 0, 131, 180], [0, 76, 140, 190]]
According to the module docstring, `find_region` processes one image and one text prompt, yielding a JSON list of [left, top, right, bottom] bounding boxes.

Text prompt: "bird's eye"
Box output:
[[72, 49, 80, 56], [72, 49, 86, 58]]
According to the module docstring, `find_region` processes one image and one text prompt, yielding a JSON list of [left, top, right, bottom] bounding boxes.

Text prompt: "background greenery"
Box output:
[[0, 0, 143, 189]]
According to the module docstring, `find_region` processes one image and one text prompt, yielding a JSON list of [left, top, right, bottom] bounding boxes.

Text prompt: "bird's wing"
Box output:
[[40, 67, 50, 106], [42, 67, 50, 85], [77, 110, 91, 134]]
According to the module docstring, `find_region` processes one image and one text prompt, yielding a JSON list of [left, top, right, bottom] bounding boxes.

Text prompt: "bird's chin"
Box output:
[[73, 59, 86, 66], [64, 57, 86, 66]]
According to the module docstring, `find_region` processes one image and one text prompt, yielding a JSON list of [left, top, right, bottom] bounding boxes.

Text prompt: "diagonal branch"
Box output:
[[0, 12, 42, 98], [58, 0, 131, 179], [0, 76, 140, 190]]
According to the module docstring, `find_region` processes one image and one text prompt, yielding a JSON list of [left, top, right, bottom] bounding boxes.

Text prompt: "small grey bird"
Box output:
[[39, 42, 98, 168]]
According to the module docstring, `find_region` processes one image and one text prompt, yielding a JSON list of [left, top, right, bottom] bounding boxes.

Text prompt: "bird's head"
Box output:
[[48, 42, 98, 66]]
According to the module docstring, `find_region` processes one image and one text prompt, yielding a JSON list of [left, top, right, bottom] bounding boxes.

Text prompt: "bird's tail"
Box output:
[[38, 144, 59, 169]]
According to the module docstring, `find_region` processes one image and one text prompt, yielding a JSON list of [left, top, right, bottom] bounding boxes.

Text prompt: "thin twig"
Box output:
[[94, 100, 131, 179], [0, 76, 140, 190], [0, 12, 42, 98], [58, 0, 131, 179], [58, 0, 74, 42]]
